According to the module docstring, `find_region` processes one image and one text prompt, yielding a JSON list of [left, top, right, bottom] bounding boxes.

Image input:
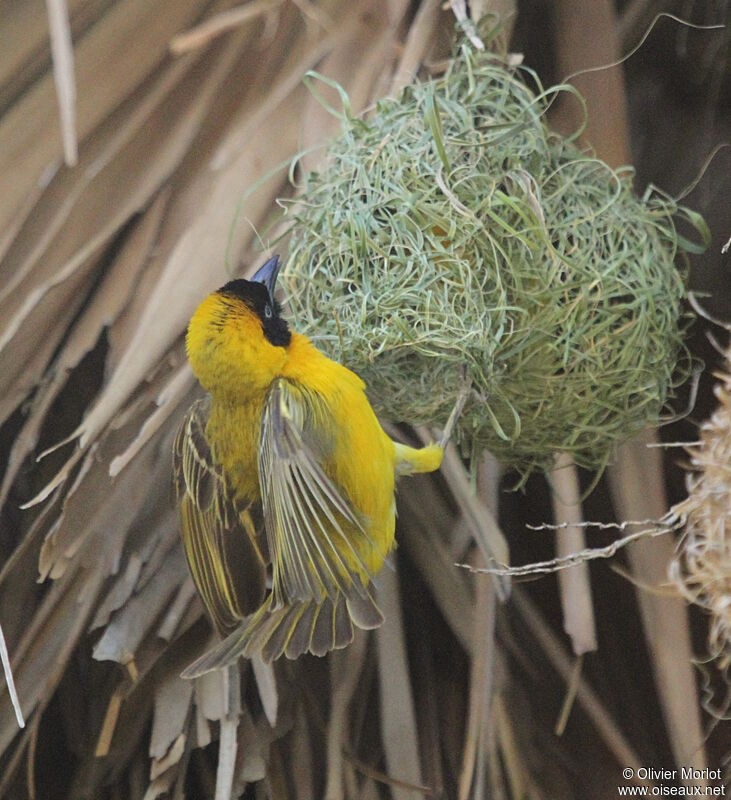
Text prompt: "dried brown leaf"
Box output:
[[194, 666, 228, 723], [91, 555, 144, 632], [157, 578, 198, 643], [0, 0, 208, 239], [299, 0, 411, 174], [0, 190, 169, 510], [0, 31, 245, 384], [93, 548, 188, 664], [0, 249, 99, 426], [150, 672, 194, 760], [0, 565, 105, 756], [390, 0, 441, 94], [73, 83, 305, 453], [0, 0, 110, 112], [150, 733, 186, 786]]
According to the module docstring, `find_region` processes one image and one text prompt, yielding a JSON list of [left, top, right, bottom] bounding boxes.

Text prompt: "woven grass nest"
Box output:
[[282, 43, 706, 474]]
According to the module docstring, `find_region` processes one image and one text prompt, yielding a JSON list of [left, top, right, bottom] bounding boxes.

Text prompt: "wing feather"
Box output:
[[258, 380, 374, 607], [174, 398, 266, 635]]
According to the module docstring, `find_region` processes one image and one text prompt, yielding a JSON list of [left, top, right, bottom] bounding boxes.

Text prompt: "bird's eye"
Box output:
[[264, 304, 273, 319]]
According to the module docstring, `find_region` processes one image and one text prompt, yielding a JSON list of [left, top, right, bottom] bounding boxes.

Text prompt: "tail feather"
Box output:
[[309, 603, 334, 658], [284, 603, 318, 659], [346, 588, 384, 630], [181, 589, 382, 677], [261, 602, 310, 661], [180, 603, 271, 679]]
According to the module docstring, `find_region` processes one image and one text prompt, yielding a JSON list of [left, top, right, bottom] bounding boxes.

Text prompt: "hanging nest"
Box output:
[[282, 44, 707, 474]]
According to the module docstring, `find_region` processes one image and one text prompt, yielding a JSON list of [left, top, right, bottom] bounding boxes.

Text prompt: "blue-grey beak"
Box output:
[[251, 255, 281, 301]]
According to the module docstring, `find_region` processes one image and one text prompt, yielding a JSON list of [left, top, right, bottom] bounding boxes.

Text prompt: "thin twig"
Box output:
[[459, 557, 497, 800], [301, 681, 435, 795], [346, 752, 435, 795], [0, 622, 25, 728], [438, 378, 471, 448], [459, 455, 500, 799], [376, 567, 424, 800], [554, 655, 582, 736], [27, 713, 39, 800], [214, 665, 239, 800], [459, 524, 672, 577]]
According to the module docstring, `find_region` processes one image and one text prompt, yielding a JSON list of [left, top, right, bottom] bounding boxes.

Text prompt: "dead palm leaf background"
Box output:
[[0, 0, 729, 798]]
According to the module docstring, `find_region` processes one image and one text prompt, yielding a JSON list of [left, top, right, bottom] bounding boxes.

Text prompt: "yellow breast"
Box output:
[[206, 399, 264, 501]]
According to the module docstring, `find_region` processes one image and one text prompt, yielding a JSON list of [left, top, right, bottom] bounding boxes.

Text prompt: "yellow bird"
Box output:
[[174, 256, 444, 676]]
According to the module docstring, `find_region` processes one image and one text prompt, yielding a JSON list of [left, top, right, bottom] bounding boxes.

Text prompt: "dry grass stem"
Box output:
[[45, 0, 78, 165], [170, 0, 286, 54], [459, 454, 500, 799], [493, 695, 527, 799], [325, 632, 367, 799], [0, 622, 24, 729], [95, 690, 123, 757], [459, 569, 496, 800], [554, 654, 582, 736], [609, 435, 708, 774], [390, 0, 442, 94], [436, 442, 510, 597], [550, 453, 597, 655]]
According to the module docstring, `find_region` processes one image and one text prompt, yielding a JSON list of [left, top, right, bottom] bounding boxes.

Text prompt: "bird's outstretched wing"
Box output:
[[173, 398, 266, 635], [258, 379, 377, 608]]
